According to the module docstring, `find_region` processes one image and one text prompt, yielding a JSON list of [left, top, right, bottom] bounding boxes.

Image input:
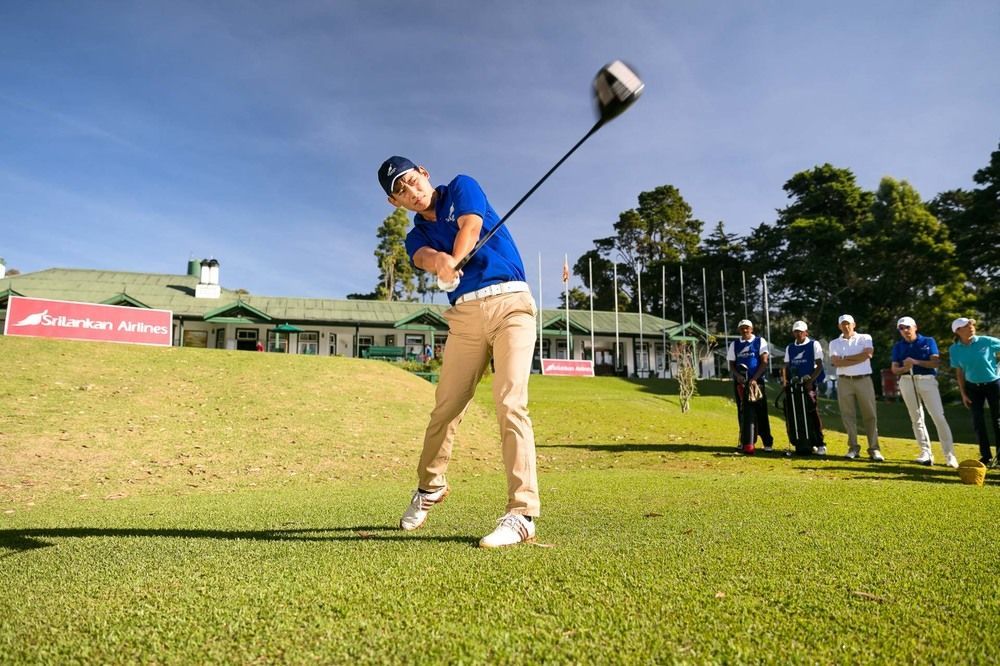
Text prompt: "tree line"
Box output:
[[361, 140, 998, 355]]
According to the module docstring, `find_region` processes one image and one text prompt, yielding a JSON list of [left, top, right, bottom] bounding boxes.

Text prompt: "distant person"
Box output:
[[424, 343, 433, 362], [829, 314, 883, 462], [891, 316, 957, 468], [782, 320, 826, 455], [256, 340, 264, 352], [727, 319, 774, 454], [949, 317, 1000, 466], [378, 156, 539, 548]]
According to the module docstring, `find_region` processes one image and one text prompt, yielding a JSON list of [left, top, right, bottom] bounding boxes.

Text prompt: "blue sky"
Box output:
[[2, 1, 998, 307]]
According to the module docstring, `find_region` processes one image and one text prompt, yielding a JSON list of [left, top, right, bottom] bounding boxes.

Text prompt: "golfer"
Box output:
[[727, 319, 774, 454], [782, 320, 827, 455], [829, 314, 884, 462], [949, 317, 1000, 466], [378, 156, 539, 548], [890, 316, 957, 468]]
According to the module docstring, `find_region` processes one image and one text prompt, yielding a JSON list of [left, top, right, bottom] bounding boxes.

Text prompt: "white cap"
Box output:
[[737, 319, 753, 328], [792, 320, 808, 332], [951, 317, 975, 333], [896, 316, 916, 328], [838, 314, 855, 325]]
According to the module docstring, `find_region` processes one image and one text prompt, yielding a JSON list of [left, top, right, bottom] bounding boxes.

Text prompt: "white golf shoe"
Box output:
[[945, 454, 959, 469], [479, 512, 536, 549], [399, 486, 449, 531], [915, 451, 934, 466], [871, 450, 885, 462]]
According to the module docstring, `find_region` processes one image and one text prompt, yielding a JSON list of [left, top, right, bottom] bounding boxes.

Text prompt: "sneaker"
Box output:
[[479, 512, 536, 549], [915, 451, 934, 466], [980, 457, 993, 466], [763, 444, 774, 452], [945, 454, 959, 469], [742, 444, 755, 455], [816, 446, 827, 456], [399, 486, 449, 531], [871, 450, 885, 462], [845, 448, 860, 460]]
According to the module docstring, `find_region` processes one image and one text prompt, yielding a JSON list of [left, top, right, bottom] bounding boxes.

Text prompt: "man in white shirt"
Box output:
[[829, 314, 883, 461]]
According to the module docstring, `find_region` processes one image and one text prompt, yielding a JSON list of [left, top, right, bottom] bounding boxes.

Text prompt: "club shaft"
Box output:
[[455, 120, 604, 271]]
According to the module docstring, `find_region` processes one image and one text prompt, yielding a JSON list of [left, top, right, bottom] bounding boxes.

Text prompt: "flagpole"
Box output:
[[589, 257, 595, 365], [702, 266, 709, 339], [638, 263, 644, 377], [679, 264, 686, 330], [538, 252, 543, 372], [661, 264, 666, 378], [614, 262, 620, 374], [564, 253, 570, 359], [742, 270, 749, 319], [720, 270, 729, 353], [763, 274, 772, 359]]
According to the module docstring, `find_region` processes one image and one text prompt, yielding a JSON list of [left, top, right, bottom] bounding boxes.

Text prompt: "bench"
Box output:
[[362, 345, 407, 361], [412, 371, 439, 384]]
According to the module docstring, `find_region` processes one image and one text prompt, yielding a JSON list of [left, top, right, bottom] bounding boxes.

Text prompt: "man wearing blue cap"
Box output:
[[377, 156, 539, 548]]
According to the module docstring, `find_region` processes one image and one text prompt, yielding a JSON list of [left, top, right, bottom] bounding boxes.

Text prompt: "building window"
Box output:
[[385, 334, 395, 346], [328, 333, 338, 356], [404, 334, 423, 358], [215, 329, 225, 349], [236, 328, 259, 352], [298, 331, 319, 355], [267, 330, 289, 353], [183, 330, 208, 348], [356, 335, 374, 358]]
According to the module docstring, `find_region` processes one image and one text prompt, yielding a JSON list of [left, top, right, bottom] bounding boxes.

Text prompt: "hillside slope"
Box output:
[[0, 337, 497, 504]]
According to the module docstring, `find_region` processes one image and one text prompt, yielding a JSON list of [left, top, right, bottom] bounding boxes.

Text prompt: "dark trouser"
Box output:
[[735, 382, 774, 448], [966, 379, 1000, 461]]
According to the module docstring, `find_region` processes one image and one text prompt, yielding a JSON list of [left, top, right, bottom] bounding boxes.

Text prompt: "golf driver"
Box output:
[[438, 60, 644, 292]]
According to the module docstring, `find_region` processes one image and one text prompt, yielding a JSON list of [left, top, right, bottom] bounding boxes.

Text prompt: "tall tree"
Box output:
[[771, 164, 874, 331], [932, 142, 1000, 322], [859, 177, 969, 349], [374, 208, 416, 301]]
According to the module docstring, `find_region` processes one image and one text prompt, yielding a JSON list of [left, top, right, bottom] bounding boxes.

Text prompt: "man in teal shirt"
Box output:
[[949, 317, 1000, 465]]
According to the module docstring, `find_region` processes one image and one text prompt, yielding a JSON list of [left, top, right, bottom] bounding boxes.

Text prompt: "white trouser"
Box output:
[[898, 373, 954, 456]]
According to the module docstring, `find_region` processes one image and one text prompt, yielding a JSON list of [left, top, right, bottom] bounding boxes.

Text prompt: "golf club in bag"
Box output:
[[736, 363, 756, 451], [438, 60, 644, 292], [776, 376, 820, 456]]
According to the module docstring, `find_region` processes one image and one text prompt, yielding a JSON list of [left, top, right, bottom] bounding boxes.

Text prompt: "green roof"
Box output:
[[0, 267, 705, 338]]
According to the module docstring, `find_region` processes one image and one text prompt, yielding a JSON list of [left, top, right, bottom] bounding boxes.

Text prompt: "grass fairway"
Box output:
[[2, 337, 999, 663]]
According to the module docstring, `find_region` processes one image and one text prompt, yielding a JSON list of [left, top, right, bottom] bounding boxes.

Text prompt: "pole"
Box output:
[[763, 274, 772, 360], [589, 257, 595, 365], [564, 254, 570, 359], [661, 264, 667, 378], [614, 263, 620, 373], [638, 263, 644, 376], [720, 270, 729, 354], [742, 270, 749, 319], [679, 264, 686, 330], [538, 252, 544, 371]]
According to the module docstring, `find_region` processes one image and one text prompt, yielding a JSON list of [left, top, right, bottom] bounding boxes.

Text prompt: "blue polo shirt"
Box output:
[[949, 335, 1000, 384], [404, 174, 526, 306], [891, 333, 940, 376]]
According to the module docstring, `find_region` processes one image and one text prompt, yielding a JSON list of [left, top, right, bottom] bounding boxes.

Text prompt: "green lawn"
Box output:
[[2, 337, 998, 663]]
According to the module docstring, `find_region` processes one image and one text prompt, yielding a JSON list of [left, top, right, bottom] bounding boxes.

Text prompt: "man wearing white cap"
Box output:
[[829, 314, 884, 461], [727, 319, 774, 454], [782, 320, 827, 454], [949, 318, 1000, 465], [891, 316, 957, 467]]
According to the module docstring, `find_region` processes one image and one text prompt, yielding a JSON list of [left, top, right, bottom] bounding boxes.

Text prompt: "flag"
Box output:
[[562, 256, 570, 283]]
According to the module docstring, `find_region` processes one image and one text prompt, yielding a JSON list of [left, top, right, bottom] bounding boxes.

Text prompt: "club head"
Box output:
[[593, 60, 644, 124]]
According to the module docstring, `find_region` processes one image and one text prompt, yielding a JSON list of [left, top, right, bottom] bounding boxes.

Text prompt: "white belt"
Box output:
[[454, 281, 530, 305]]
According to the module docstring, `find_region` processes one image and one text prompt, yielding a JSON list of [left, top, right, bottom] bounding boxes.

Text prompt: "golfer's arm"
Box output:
[[955, 367, 967, 397], [891, 361, 906, 375], [451, 214, 483, 264], [412, 247, 447, 273], [809, 361, 823, 383], [751, 353, 768, 381]]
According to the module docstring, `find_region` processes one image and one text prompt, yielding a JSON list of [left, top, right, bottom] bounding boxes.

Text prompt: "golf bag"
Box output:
[[776, 376, 823, 455]]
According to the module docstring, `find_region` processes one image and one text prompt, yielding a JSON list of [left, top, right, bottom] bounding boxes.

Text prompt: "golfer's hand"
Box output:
[[435, 254, 462, 285], [962, 393, 972, 408], [735, 373, 746, 385], [903, 357, 915, 369]]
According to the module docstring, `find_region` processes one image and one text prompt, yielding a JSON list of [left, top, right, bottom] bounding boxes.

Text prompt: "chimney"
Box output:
[[195, 257, 221, 299]]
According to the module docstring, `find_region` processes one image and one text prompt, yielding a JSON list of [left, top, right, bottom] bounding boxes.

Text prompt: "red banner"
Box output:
[[541, 359, 595, 377], [4, 296, 173, 346]]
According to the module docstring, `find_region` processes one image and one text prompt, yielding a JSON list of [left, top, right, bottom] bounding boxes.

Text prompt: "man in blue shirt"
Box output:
[[782, 320, 827, 455], [891, 316, 957, 468], [378, 156, 539, 548], [949, 317, 1000, 466]]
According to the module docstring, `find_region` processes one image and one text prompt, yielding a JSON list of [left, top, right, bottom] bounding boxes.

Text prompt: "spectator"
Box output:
[[727, 319, 774, 454], [949, 317, 1000, 466], [891, 316, 957, 468], [830, 314, 884, 462]]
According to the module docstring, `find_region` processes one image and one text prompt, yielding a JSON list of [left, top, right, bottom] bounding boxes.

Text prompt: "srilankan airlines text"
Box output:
[[22, 313, 168, 335]]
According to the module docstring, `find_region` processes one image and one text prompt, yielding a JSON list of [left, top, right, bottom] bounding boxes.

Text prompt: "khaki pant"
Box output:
[[898, 373, 954, 457], [417, 290, 540, 516], [837, 374, 880, 453]]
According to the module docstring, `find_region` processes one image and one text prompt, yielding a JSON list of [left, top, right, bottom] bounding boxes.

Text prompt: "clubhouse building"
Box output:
[[0, 260, 715, 378]]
